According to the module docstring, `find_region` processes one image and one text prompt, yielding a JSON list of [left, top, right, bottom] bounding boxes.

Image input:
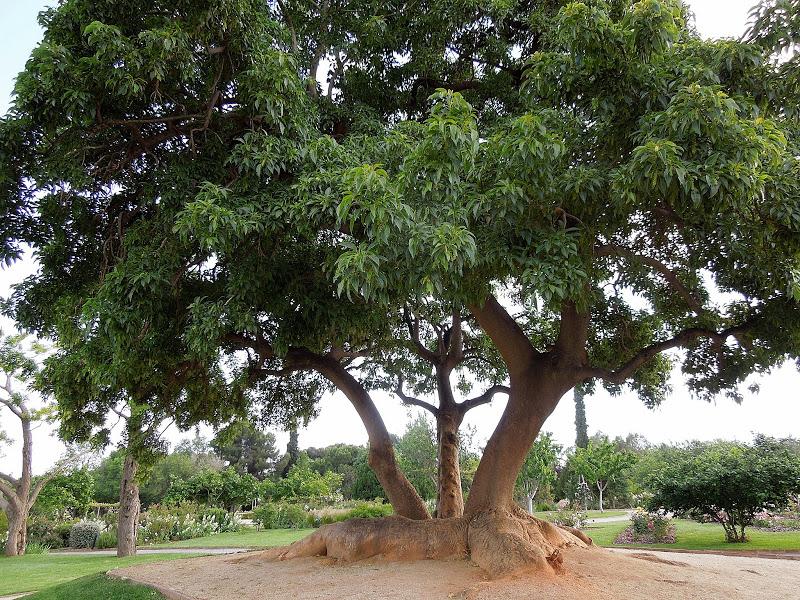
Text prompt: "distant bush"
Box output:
[[27, 516, 73, 549], [535, 502, 555, 512], [69, 521, 100, 548], [318, 502, 393, 525], [97, 530, 118, 549], [253, 503, 313, 529]]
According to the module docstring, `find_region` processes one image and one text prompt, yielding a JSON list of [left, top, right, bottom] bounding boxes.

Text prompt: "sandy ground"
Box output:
[[112, 546, 800, 600]]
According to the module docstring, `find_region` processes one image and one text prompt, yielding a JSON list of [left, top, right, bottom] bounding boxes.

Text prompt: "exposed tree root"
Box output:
[[247, 506, 591, 578]]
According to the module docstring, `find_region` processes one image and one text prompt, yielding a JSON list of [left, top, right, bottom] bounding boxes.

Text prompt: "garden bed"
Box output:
[[614, 525, 676, 545]]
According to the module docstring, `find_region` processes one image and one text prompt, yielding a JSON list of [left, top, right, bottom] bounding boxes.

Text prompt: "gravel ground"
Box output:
[[111, 545, 800, 600]]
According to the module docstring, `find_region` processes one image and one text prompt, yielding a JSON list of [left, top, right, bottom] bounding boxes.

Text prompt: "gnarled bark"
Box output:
[[255, 505, 591, 578], [117, 453, 140, 557]]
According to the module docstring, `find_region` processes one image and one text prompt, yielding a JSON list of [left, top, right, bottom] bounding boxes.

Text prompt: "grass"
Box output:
[[585, 518, 800, 551], [0, 553, 194, 596], [149, 527, 314, 549], [24, 574, 166, 600], [533, 509, 628, 520]]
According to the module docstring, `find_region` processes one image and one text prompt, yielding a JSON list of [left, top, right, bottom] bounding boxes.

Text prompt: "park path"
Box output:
[[49, 547, 246, 556], [586, 511, 632, 524]]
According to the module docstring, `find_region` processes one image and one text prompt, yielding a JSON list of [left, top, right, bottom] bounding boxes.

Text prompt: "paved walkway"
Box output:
[[50, 547, 246, 556], [586, 511, 632, 524]]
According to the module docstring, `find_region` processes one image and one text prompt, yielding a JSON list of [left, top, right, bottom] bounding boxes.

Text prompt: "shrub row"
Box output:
[[253, 501, 393, 530]]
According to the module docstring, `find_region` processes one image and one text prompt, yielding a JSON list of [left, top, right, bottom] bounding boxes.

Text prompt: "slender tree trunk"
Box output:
[[316, 356, 430, 520], [574, 383, 588, 449], [597, 482, 606, 513], [117, 453, 140, 557], [1, 412, 34, 556], [436, 409, 464, 518]]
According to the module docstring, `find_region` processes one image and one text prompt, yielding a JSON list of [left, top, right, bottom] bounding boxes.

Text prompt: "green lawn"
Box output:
[[25, 574, 166, 600], [534, 509, 628, 520], [0, 553, 193, 596], [585, 518, 800, 551], [149, 527, 314, 549]]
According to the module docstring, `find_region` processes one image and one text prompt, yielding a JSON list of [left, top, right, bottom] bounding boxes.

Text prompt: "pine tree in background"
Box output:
[[574, 384, 589, 450]]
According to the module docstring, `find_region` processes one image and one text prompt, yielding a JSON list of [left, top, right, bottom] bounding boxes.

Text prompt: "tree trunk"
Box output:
[[315, 355, 430, 520], [597, 482, 606, 513], [526, 495, 534, 514], [117, 453, 140, 557], [4, 505, 27, 557], [436, 409, 464, 519], [465, 369, 567, 515]]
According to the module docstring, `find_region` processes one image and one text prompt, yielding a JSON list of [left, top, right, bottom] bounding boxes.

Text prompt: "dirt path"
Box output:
[[112, 546, 799, 600]]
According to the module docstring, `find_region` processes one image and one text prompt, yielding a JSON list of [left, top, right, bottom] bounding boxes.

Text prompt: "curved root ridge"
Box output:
[[264, 508, 591, 578]]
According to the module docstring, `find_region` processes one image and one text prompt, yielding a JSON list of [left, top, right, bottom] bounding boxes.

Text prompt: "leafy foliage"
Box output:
[[648, 436, 800, 542], [211, 421, 280, 480]]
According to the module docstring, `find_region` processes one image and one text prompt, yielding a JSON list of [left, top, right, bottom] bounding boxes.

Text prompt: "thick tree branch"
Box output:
[[0, 471, 19, 486], [554, 300, 590, 366], [468, 294, 539, 376], [460, 384, 511, 413], [394, 377, 439, 416], [403, 307, 441, 365], [0, 477, 18, 504], [582, 321, 755, 384], [594, 244, 705, 315], [444, 308, 465, 371]]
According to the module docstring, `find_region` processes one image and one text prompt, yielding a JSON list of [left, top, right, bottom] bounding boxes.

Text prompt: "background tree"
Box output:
[[33, 469, 94, 518], [572, 439, 636, 512], [573, 385, 589, 449], [515, 433, 560, 514], [386, 306, 509, 517], [211, 421, 280, 480], [648, 437, 800, 542], [0, 333, 64, 555]]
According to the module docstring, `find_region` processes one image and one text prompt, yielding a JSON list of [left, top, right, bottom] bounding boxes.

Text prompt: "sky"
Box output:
[[2, 0, 797, 477]]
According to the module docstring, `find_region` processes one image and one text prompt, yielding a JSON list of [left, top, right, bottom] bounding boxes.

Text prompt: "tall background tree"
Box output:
[[212, 421, 280, 480]]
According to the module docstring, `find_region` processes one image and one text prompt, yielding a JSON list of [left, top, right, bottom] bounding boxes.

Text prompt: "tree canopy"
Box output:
[[2, 0, 799, 577]]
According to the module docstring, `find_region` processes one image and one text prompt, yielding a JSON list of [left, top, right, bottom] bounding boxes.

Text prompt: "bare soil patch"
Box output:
[[112, 546, 799, 600]]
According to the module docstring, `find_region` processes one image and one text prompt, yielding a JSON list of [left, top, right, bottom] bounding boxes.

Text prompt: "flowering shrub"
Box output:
[[616, 509, 674, 544], [138, 503, 242, 544], [632, 508, 671, 539], [550, 508, 588, 528], [752, 510, 800, 532]]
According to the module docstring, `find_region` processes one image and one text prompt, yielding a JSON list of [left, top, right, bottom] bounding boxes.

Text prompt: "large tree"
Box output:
[[3, 0, 800, 578]]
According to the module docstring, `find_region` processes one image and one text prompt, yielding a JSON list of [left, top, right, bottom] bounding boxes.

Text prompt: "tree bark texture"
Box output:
[[435, 409, 464, 519], [117, 453, 141, 557], [5, 507, 28, 557]]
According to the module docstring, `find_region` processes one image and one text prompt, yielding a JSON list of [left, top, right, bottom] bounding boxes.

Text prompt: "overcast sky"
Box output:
[[2, 1, 797, 477]]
